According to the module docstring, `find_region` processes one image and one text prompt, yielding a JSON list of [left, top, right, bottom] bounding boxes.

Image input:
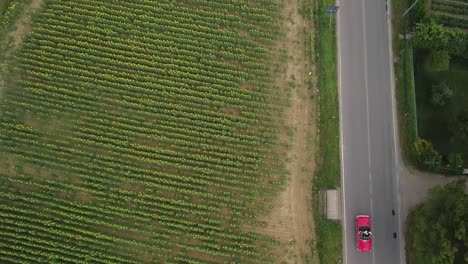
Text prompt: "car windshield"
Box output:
[[359, 226, 371, 240]]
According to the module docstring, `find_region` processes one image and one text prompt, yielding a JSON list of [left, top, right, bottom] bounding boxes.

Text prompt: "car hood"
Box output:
[[357, 216, 371, 226]]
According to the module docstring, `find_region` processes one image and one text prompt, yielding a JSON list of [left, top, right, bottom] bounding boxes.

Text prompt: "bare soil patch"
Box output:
[[75, 190, 93, 203], [249, 0, 319, 263]]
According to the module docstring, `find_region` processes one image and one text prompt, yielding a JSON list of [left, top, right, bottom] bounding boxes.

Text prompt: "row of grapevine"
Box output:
[[434, 14, 468, 29], [432, 0, 468, 17]]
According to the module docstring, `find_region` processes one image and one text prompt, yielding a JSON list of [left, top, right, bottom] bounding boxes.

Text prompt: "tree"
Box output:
[[429, 50, 450, 72], [409, 0, 427, 25], [431, 81, 453, 106], [413, 19, 451, 50], [413, 19, 468, 59], [410, 180, 468, 264], [448, 153, 463, 168], [414, 137, 442, 170]]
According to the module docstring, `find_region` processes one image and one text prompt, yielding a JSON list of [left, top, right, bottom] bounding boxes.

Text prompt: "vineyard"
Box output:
[[0, 0, 292, 263], [431, 0, 468, 29]]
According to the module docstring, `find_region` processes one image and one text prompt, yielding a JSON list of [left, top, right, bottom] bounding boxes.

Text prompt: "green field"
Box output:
[[414, 51, 468, 164], [0, 0, 290, 263]]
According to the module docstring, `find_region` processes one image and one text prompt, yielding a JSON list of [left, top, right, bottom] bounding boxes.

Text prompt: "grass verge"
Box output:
[[394, 39, 418, 163], [312, 0, 342, 263], [391, 0, 418, 164]]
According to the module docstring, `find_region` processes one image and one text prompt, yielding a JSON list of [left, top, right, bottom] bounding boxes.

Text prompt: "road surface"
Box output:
[[337, 0, 403, 263]]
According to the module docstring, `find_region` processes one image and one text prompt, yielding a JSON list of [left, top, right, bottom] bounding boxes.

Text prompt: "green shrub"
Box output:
[[447, 153, 463, 168], [414, 137, 442, 170], [429, 50, 450, 72], [450, 112, 468, 146], [410, 0, 427, 24], [431, 81, 452, 106]]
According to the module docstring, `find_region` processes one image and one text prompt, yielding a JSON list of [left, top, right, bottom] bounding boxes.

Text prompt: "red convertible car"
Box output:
[[356, 215, 372, 252]]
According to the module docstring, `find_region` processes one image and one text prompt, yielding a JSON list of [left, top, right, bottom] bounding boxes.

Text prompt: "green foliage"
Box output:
[[394, 38, 418, 164], [0, 0, 12, 15], [316, 219, 342, 264], [414, 137, 433, 157], [429, 50, 450, 72], [413, 19, 468, 59], [410, 0, 427, 24], [413, 19, 450, 49], [431, 0, 468, 30], [414, 51, 468, 169], [431, 81, 453, 106], [435, 14, 468, 30], [410, 180, 468, 264], [447, 153, 463, 168], [450, 112, 468, 146], [414, 137, 442, 170], [0, 0, 22, 31], [316, 0, 340, 189], [298, 3, 314, 20]]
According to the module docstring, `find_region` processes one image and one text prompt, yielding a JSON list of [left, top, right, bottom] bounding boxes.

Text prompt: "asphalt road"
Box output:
[[337, 0, 403, 263]]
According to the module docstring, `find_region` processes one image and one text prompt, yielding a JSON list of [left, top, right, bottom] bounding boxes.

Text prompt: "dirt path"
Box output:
[[252, 0, 319, 263]]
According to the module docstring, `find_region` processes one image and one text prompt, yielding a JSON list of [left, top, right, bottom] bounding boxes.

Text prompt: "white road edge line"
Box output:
[[360, 1, 376, 263], [335, 1, 347, 263], [385, 0, 405, 263]]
